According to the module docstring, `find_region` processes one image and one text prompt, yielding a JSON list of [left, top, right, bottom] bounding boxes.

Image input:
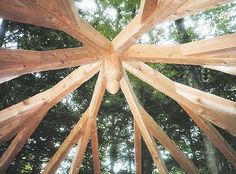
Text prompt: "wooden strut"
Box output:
[[122, 33, 236, 75], [91, 121, 101, 174], [0, 0, 112, 56], [134, 121, 142, 174], [123, 62, 236, 137], [0, 63, 102, 173], [0, 47, 101, 84], [123, 61, 236, 166], [120, 71, 168, 174], [43, 70, 106, 174], [0, 110, 48, 172], [0, 0, 236, 173], [0, 62, 101, 143], [121, 72, 199, 174], [112, 0, 233, 55]]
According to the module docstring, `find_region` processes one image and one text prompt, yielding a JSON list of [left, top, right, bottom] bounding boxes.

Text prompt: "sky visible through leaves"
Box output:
[[0, 0, 236, 173]]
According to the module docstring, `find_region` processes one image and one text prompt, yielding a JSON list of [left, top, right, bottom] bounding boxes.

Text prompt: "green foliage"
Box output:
[[0, 1, 236, 174]]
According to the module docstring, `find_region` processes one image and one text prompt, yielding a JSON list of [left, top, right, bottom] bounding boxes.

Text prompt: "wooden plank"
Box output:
[[0, 0, 112, 55], [120, 72, 168, 174], [204, 65, 236, 76], [69, 71, 106, 174], [0, 47, 100, 83], [165, 0, 233, 24], [0, 110, 48, 172], [91, 121, 101, 174], [42, 112, 89, 174], [0, 108, 42, 144], [0, 76, 19, 84], [123, 62, 236, 137], [112, 0, 187, 55], [134, 121, 142, 174], [181, 104, 236, 167], [140, 107, 198, 173], [180, 33, 236, 55], [140, 0, 158, 22], [0, 62, 101, 130], [123, 43, 236, 66], [69, 121, 92, 174], [112, 0, 233, 55], [122, 72, 197, 173]]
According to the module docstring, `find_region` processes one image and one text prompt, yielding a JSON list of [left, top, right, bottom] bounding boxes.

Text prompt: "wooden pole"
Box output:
[[124, 62, 236, 137], [91, 121, 101, 174], [0, 110, 48, 172], [69, 71, 106, 173], [134, 121, 142, 174], [120, 72, 168, 174], [42, 113, 89, 174]]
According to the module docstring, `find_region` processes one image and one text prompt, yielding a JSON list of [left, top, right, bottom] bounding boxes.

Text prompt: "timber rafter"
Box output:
[[0, 0, 236, 173]]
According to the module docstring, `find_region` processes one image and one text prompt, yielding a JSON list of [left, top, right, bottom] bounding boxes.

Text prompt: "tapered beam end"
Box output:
[[106, 80, 120, 95]]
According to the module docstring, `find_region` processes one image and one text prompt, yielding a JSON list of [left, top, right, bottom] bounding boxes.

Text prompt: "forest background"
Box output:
[[0, 0, 236, 173]]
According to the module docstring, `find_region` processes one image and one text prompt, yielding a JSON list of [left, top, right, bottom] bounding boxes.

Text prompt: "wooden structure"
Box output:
[[0, 0, 236, 173]]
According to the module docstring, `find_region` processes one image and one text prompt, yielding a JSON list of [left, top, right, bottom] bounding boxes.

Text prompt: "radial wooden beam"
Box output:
[[204, 65, 236, 76], [91, 122, 101, 174], [69, 121, 92, 174], [140, 0, 158, 22], [180, 104, 236, 167], [69, 71, 106, 174], [42, 112, 89, 174], [123, 44, 236, 75], [134, 121, 142, 174], [0, 110, 48, 172], [120, 72, 168, 174], [112, 0, 233, 55], [42, 70, 106, 173], [0, 106, 43, 144], [0, 62, 101, 133], [0, 47, 101, 84], [0, 76, 19, 84], [123, 62, 236, 137], [0, 0, 112, 55], [123, 33, 236, 75], [140, 107, 199, 173], [180, 33, 236, 56], [124, 73, 198, 173]]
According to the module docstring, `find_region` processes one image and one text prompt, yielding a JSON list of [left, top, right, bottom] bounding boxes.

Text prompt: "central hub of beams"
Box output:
[[104, 55, 122, 95]]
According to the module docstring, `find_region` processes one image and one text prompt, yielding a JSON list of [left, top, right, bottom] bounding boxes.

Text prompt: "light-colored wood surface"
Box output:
[[204, 65, 236, 76], [104, 55, 122, 94], [70, 71, 105, 174], [120, 72, 168, 174], [0, 47, 100, 83], [134, 121, 142, 174], [0, 0, 236, 172], [42, 112, 88, 174], [0, 63, 101, 128], [140, 0, 158, 22], [0, 0, 112, 55], [123, 37, 236, 75], [180, 33, 236, 55], [69, 120, 92, 174], [140, 106, 198, 173], [0, 106, 44, 144], [0, 110, 48, 172], [181, 104, 236, 167], [91, 121, 101, 174], [112, 0, 233, 55], [124, 73, 198, 173], [124, 62, 236, 137]]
